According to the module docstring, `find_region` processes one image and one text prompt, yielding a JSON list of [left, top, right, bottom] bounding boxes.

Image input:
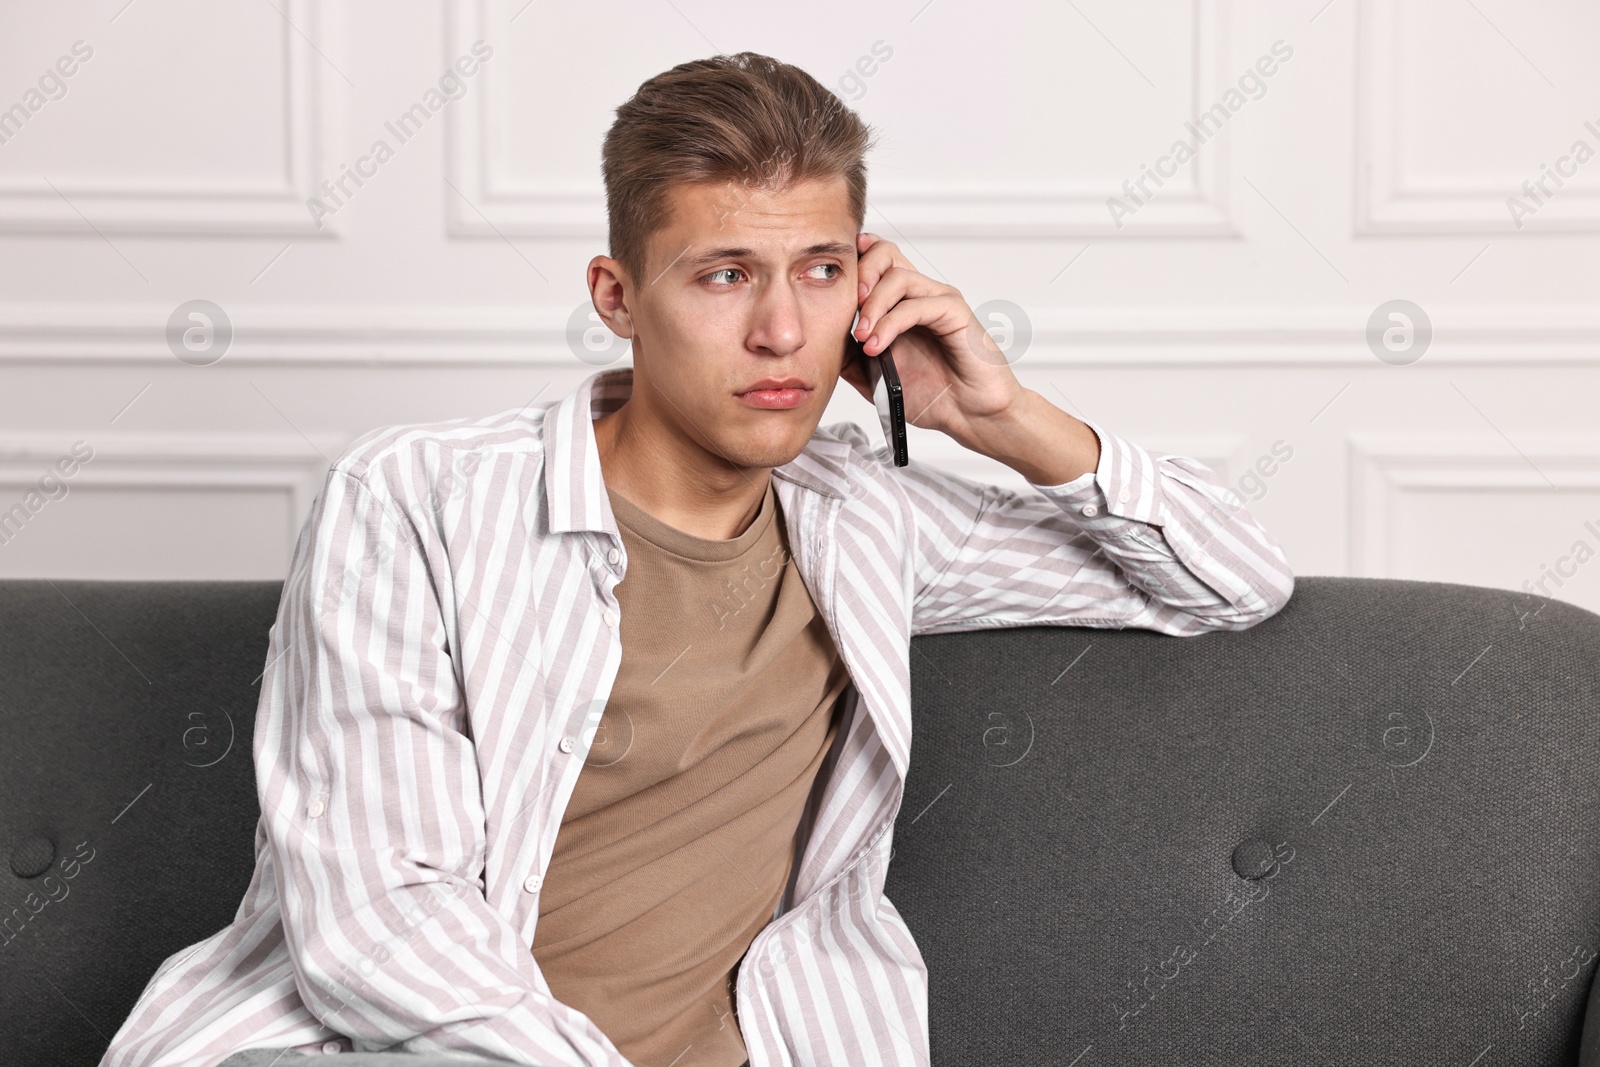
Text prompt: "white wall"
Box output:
[[1, 0, 1597, 614]]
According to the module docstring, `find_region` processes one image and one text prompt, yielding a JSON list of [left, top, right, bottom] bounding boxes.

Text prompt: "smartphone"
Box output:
[[848, 317, 908, 466]]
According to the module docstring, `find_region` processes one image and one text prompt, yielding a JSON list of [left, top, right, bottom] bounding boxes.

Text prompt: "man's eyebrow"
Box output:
[[679, 241, 857, 270]]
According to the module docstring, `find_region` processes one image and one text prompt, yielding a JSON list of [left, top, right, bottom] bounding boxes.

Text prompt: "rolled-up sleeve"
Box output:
[[255, 465, 628, 1065], [892, 418, 1295, 637]]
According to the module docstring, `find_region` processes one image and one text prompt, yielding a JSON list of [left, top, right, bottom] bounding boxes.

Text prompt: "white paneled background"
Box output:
[[2, 0, 1598, 615]]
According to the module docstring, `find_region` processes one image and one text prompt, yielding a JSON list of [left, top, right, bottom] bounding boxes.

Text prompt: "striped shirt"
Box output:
[[99, 366, 1294, 1067]]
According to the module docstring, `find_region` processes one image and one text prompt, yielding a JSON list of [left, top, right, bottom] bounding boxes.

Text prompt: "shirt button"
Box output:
[[321, 1039, 343, 1053], [1193, 551, 1207, 564], [606, 548, 621, 566], [1117, 487, 1131, 503], [523, 873, 543, 893], [558, 736, 576, 754], [1079, 503, 1099, 517], [306, 797, 325, 819], [602, 610, 618, 629]]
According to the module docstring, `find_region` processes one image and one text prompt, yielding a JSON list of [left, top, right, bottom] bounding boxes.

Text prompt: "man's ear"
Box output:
[[587, 255, 635, 339]]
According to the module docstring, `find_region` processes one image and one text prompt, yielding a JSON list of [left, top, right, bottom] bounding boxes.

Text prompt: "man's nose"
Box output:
[[748, 290, 806, 355]]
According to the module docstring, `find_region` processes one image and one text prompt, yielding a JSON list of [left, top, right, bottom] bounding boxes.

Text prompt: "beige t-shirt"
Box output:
[[531, 477, 848, 1067]]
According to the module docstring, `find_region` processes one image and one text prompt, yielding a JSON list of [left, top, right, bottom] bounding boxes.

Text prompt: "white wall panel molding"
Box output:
[[1347, 431, 1600, 576], [0, 432, 336, 514], [1354, 0, 1600, 234], [0, 0, 336, 237], [443, 0, 1236, 239], [0, 432, 339, 578], [2, 304, 1597, 367]]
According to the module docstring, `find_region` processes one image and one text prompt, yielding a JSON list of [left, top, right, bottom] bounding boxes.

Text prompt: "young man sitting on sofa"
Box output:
[[101, 51, 1294, 1067]]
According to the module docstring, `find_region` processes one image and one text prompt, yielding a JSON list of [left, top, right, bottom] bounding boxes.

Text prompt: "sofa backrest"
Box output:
[[0, 580, 280, 1065], [2, 576, 1597, 1066], [884, 575, 1600, 1065]]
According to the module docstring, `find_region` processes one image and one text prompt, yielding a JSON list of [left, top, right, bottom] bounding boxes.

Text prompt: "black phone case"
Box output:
[[877, 347, 908, 467], [849, 330, 909, 466]]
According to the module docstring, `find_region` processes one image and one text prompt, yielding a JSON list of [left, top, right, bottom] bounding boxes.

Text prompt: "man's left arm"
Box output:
[[841, 231, 1294, 638], [887, 396, 1294, 637]]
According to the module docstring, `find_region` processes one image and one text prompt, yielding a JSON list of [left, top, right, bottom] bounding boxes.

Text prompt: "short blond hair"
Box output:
[[601, 52, 879, 285]]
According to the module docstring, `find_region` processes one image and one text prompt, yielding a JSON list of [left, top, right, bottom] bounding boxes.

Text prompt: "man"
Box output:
[[101, 52, 1292, 1067]]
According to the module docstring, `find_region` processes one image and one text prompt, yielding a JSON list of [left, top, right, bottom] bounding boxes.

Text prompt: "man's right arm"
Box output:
[[257, 465, 628, 1066]]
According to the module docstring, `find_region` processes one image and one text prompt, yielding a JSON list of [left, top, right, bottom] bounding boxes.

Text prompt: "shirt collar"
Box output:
[[541, 366, 853, 535]]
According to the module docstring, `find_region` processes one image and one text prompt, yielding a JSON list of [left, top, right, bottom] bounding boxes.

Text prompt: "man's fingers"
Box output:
[[857, 268, 952, 346], [855, 233, 910, 308], [855, 265, 905, 340], [862, 295, 966, 355]]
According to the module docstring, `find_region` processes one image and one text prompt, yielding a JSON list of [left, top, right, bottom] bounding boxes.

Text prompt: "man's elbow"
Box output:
[[1171, 570, 1294, 634], [1218, 536, 1296, 630], [1231, 569, 1295, 630]]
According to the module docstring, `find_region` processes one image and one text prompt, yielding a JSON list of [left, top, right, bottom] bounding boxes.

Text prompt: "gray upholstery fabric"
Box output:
[[885, 575, 1600, 1064], [0, 577, 1596, 1066], [0, 580, 280, 1065]]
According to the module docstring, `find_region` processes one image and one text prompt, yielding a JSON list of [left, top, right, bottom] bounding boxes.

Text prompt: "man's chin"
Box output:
[[711, 428, 817, 473]]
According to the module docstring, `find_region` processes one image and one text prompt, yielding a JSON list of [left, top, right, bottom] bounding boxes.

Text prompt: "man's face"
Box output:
[[613, 175, 860, 472]]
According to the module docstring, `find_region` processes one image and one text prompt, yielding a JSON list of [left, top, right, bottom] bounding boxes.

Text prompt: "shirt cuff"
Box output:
[[1024, 418, 1165, 536]]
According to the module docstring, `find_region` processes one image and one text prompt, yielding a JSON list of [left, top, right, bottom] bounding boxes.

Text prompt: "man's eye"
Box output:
[[809, 263, 842, 280], [705, 268, 744, 286]]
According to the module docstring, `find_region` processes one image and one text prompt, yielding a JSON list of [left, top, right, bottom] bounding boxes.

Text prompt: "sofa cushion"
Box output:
[[886, 576, 1600, 1065], [4, 576, 1598, 1066], [0, 579, 281, 1066]]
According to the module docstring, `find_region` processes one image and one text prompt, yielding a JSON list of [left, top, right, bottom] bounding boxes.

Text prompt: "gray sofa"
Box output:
[[3, 576, 1599, 1065]]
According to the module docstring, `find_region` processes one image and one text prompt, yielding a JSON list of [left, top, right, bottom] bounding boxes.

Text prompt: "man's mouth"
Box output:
[[735, 378, 811, 410]]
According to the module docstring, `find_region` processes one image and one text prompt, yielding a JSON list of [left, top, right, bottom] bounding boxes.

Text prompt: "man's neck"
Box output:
[[593, 400, 771, 542]]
